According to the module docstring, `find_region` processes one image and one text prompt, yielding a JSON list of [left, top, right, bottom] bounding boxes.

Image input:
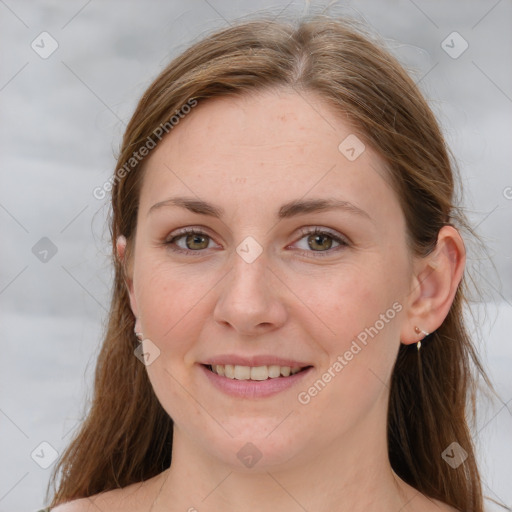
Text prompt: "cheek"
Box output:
[[133, 262, 206, 418], [295, 285, 402, 433], [134, 258, 208, 343], [303, 258, 406, 391], [304, 261, 403, 343]]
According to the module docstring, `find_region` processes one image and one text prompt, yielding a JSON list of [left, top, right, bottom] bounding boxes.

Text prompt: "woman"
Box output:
[[41, 14, 490, 512]]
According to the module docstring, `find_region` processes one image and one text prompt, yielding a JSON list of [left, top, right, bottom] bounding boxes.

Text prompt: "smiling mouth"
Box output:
[[204, 364, 312, 381]]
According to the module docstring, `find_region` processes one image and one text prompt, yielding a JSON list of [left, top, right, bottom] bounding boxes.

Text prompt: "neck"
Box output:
[[151, 402, 419, 512]]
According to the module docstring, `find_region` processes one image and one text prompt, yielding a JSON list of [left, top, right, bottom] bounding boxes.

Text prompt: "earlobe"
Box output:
[[116, 235, 134, 291], [116, 235, 138, 317], [116, 235, 127, 264], [400, 225, 466, 345]]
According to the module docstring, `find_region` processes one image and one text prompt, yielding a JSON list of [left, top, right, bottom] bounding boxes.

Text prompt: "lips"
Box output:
[[199, 362, 314, 398]]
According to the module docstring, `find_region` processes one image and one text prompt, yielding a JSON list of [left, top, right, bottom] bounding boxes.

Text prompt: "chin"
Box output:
[[192, 418, 314, 472]]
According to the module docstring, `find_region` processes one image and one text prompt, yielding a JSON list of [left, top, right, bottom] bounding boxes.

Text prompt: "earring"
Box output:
[[414, 326, 430, 350], [134, 327, 143, 342]]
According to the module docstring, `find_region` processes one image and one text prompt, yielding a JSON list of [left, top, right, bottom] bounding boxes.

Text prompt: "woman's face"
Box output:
[[124, 89, 416, 470]]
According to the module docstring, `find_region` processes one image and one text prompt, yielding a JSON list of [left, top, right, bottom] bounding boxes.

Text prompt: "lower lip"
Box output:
[[199, 364, 313, 399]]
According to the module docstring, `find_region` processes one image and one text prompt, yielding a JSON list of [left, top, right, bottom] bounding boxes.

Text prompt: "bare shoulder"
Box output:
[[437, 502, 459, 512], [49, 490, 142, 512], [49, 493, 121, 512], [422, 496, 459, 512], [50, 497, 96, 512], [395, 477, 459, 512], [49, 471, 168, 512]]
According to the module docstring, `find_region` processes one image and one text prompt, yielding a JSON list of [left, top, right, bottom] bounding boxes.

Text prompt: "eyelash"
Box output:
[[164, 227, 349, 258]]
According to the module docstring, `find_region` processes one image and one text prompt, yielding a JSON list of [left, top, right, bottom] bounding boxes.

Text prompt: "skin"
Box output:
[[55, 89, 464, 512]]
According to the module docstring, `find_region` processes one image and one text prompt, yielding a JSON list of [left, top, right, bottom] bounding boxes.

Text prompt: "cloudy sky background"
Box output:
[[0, 1, 511, 510]]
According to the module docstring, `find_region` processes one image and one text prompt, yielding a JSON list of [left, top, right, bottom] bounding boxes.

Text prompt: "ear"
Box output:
[[400, 225, 466, 345], [116, 235, 139, 319]]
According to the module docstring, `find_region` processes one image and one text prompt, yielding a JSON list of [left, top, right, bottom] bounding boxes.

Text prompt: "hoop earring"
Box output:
[[414, 326, 430, 351]]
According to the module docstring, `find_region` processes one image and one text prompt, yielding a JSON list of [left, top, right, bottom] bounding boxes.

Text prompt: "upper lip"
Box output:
[[201, 355, 313, 368]]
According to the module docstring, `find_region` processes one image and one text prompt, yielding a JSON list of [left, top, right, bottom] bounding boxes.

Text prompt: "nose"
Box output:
[[213, 249, 288, 336]]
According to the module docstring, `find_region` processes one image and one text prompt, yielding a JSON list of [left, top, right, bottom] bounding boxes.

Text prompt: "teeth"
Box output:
[[250, 366, 268, 381], [234, 365, 251, 380], [268, 365, 281, 378], [224, 364, 235, 379], [209, 364, 305, 380]]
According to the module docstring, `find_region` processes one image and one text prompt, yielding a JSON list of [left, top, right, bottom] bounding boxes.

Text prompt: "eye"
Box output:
[[164, 226, 349, 257], [164, 228, 216, 255], [291, 227, 349, 257]]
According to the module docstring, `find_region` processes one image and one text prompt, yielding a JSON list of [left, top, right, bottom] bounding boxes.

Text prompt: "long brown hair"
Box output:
[[47, 15, 491, 511]]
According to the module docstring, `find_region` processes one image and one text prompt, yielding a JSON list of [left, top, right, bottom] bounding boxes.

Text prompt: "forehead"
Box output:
[[138, 89, 401, 225]]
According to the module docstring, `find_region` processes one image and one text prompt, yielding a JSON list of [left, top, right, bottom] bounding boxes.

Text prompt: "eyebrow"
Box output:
[[148, 196, 372, 221]]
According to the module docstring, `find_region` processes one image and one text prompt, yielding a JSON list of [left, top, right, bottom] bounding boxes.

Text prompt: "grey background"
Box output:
[[0, 1, 511, 510]]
